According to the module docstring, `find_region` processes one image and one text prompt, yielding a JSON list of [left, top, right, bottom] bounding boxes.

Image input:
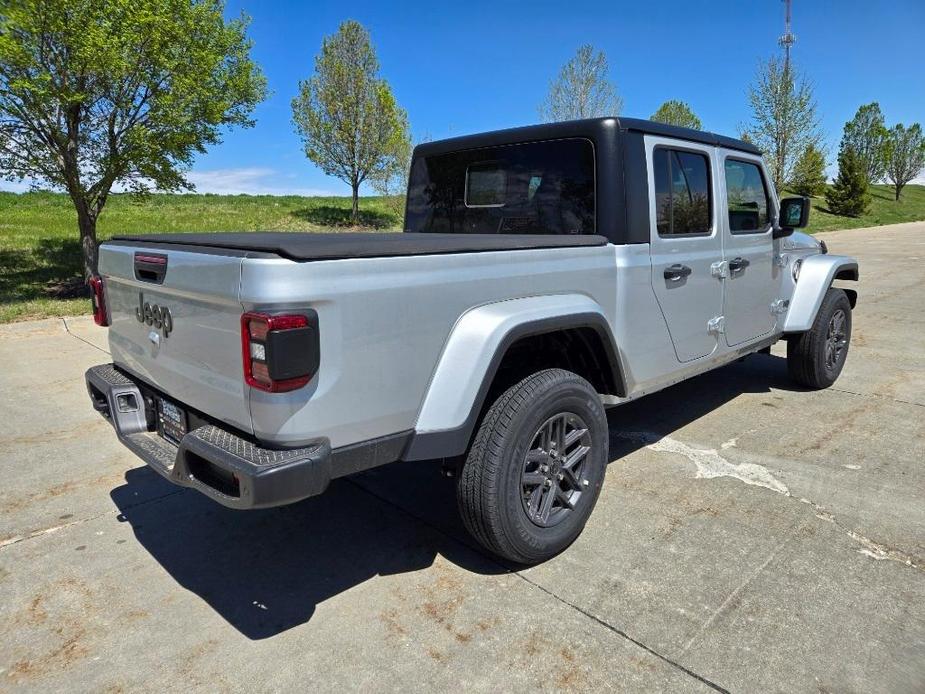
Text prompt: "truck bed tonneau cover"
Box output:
[[109, 232, 608, 261]]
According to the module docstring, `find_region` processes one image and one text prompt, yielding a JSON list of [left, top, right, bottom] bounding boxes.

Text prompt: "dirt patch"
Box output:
[[6, 577, 96, 684]]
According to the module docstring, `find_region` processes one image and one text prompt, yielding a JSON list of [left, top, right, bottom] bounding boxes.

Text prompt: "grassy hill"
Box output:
[[1, 184, 923, 323]]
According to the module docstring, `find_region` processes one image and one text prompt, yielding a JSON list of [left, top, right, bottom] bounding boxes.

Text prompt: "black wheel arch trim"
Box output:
[[402, 311, 626, 461]]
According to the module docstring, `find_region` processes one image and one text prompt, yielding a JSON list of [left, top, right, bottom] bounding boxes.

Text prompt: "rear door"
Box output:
[[99, 243, 252, 434], [719, 153, 779, 346], [646, 136, 724, 362]]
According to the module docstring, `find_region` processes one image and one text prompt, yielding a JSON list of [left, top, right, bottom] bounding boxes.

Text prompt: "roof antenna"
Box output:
[[778, 0, 796, 72]]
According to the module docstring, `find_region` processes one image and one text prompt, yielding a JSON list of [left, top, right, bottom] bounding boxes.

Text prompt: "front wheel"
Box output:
[[456, 369, 608, 565], [787, 287, 852, 389]]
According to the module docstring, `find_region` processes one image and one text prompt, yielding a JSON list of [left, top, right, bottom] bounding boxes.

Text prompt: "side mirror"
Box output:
[[774, 196, 810, 238]]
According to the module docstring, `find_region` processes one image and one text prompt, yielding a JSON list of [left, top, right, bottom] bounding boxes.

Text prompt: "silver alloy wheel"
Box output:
[[521, 412, 592, 528], [824, 308, 848, 372]]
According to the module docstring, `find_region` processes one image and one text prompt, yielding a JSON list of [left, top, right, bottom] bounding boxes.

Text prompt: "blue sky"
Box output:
[[4, 0, 924, 194]]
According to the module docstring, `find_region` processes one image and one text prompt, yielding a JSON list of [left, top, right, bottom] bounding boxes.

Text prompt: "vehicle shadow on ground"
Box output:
[[110, 352, 799, 640]]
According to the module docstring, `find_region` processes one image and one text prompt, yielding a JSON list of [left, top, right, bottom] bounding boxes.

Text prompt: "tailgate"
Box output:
[[99, 242, 252, 434]]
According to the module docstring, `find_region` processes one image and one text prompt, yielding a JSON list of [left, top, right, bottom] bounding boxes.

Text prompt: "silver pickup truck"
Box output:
[[85, 117, 858, 564]]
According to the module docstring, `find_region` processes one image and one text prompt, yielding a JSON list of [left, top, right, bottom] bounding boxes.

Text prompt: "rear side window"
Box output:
[[405, 138, 595, 235], [653, 148, 712, 235], [724, 159, 771, 232]]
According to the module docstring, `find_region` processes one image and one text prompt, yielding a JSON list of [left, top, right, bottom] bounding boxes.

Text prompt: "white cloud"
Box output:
[[1, 168, 344, 196], [186, 167, 342, 196]]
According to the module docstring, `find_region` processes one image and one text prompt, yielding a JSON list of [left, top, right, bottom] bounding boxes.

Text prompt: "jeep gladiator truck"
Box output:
[[86, 117, 858, 564]]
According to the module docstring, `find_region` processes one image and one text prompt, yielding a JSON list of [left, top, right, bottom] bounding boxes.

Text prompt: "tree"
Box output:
[[883, 123, 925, 201], [840, 103, 888, 184], [538, 44, 622, 122], [0, 0, 267, 278], [825, 146, 870, 217], [650, 100, 702, 130], [741, 56, 822, 192], [292, 20, 409, 224], [789, 144, 827, 197]]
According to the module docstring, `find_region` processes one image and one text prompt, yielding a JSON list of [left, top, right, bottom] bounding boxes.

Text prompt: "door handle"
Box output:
[[728, 257, 751, 272], [664, 264, 693, 281]]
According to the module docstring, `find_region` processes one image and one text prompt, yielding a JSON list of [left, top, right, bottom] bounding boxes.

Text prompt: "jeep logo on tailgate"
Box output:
[[135, 292, 173, 338]]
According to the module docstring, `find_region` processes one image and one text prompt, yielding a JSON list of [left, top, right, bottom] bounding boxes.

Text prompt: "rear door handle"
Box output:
[[728, 257, 751, 272], [664, 264, 693, 281]]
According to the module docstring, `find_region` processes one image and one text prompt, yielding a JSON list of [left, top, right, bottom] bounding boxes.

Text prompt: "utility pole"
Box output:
[[778, 0, 796, 72]]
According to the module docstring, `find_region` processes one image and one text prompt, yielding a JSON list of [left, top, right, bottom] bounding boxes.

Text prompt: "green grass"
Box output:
[[1, 184, 923, 323], [0, 191, 403, 323], [795, 183, 925, 234]]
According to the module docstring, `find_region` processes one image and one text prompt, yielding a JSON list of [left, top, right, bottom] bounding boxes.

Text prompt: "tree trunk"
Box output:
[[895, 184, 902, 201], [351, 181, 360, 225], [78, 209, 99, 280]]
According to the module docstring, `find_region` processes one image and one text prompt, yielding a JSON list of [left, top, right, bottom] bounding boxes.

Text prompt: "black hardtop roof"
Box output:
[[413, 116, 760, 158]]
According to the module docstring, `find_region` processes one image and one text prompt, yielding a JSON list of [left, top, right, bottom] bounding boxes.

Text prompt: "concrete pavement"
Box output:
[[1, 222, 923, 692]]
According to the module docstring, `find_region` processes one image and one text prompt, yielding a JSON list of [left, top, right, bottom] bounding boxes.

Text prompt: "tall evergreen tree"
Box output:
[[789, 144, 827, 197], [825, 147, 870, 217]]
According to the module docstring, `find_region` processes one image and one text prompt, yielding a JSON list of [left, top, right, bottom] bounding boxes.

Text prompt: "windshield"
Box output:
[[404, 138, 595, 235]]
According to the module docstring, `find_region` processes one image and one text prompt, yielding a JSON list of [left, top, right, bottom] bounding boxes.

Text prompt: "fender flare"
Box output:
[[402, 294, 624, 461], [783, 254, 859, 333]]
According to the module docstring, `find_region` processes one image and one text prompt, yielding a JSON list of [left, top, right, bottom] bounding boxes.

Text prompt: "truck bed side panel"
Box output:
[[240, 246, 618, 448]]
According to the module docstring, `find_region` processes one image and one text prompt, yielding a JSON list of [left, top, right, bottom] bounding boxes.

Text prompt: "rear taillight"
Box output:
[[89, 275, 109, 326], [241, 312, 319, 392]]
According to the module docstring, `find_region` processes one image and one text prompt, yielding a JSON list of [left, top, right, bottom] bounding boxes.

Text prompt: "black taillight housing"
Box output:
[[241, 311, 319, 392], [89, 275, 109, 326]]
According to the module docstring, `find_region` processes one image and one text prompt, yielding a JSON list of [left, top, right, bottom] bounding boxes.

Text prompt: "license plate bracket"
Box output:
[[157, 396, 187, 445]]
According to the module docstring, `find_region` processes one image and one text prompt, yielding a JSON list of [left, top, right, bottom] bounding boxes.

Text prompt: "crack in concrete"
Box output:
[[0, 488, 182, 551], [829, 385, 925, 409], [61, 318, 111, 356], [622, 429, 923, 574], [346, 478, 730, 693]]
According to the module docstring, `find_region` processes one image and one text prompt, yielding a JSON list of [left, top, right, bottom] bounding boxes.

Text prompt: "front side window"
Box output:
[[405, 138, 595, 235], [724, 159, 771, 232], [653, 148, 712, 235]]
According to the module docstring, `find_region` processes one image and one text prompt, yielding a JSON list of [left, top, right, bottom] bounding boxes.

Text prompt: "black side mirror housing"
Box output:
[[774, 196, 810, 238]]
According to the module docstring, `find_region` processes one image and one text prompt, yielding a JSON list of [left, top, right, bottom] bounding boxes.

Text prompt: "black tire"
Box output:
[[457, 369, 608, 565], [787, 287, 852, 389]]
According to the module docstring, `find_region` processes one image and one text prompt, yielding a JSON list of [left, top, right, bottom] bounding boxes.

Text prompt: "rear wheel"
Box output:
[[787, 288, 852, 389], [456, 369, 608, 565]]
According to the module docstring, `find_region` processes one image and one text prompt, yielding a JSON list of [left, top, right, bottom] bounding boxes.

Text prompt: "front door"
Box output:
[[720, 153, 779, 346], [646, 136, 724, 362]]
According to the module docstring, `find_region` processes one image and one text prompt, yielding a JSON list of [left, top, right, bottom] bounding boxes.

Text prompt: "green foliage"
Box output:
[[650, 100, 702, 130], [826, 147, 871, 217], [840, 103, 888, 184], [0, 0, 267, 276], [291, 20, 410, 224], [884, 123, 925, 201], [539, 45, 622, 122], [789, 144, 828, 197], [742, 56, 822, 192]]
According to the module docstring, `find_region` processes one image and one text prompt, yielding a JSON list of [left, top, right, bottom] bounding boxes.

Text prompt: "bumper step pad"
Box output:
[[86, 364, 331, 509]]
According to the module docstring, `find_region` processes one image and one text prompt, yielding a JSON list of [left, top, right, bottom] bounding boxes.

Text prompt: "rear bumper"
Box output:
[[85, 364, 332, 509]]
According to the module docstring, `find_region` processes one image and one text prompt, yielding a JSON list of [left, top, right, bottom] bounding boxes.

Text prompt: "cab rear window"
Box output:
[[405, 138, 595, 235]]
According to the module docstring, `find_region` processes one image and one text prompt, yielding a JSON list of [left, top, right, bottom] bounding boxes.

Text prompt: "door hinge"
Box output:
[[774, 254, 787, 267], [711, 260, 729, 279], [771, 299, 790, 315], [707, 315, 725, 334]]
